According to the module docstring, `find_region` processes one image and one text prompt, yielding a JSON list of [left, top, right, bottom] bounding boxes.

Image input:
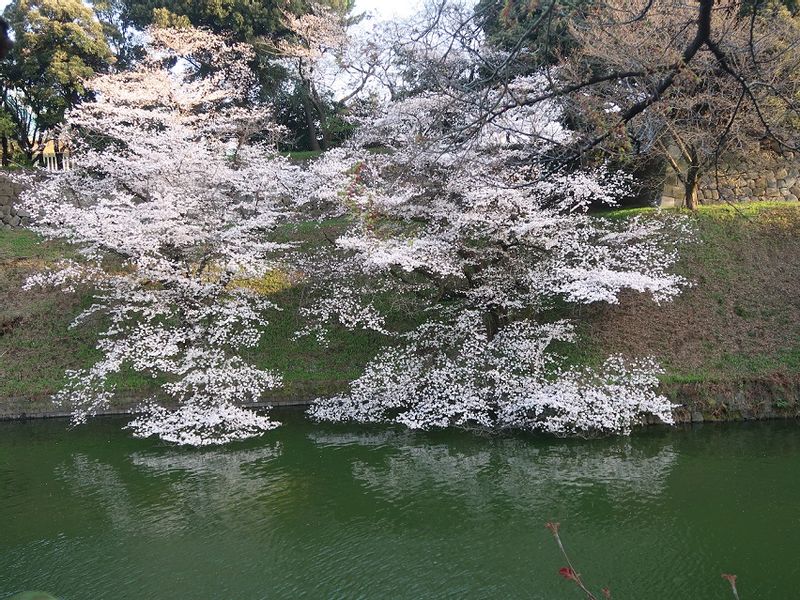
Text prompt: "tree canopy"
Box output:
[[1, 0, 113, 161]]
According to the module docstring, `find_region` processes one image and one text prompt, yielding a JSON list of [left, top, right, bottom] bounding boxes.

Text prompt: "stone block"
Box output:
[[657, 154, 800, 208]]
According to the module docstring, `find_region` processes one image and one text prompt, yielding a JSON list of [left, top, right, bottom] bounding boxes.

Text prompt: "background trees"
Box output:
[[0, 0, 358, 162], [560, 0, 800, 209], [273, 2, 350, 151], [475, 0, 590, 64], [0, 0, 113, 165], [99, 0, 357, 151], [376, 0, 800, 210], [1, 0, 798, 180]]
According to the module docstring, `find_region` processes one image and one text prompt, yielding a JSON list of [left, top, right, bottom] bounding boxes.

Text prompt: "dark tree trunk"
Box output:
[[308, 83, 330, 150], [54, 136, 63, 170], [302, 91, 321, 152], [1, 135, 8, 166], [684, 147, 701, 210], [684, 174, 699, 210], [484, 307, 508, 341]]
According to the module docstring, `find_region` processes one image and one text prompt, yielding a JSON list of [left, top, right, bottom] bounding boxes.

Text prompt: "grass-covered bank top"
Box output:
[[587, 202, 800, 384], [1, 202, 798, 416]]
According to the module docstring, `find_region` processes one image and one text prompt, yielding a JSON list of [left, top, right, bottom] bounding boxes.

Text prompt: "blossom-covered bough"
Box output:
[[302, 26, 691, 436], [20, 27, 301, 445]]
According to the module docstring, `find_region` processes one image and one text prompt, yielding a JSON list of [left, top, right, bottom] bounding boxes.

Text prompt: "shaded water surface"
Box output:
[[1, 414, 798, 599]]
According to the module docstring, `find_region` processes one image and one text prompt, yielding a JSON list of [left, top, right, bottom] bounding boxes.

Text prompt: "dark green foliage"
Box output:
[[119, 0, 303, 41], [475, 0, 590, 65], [740, 0, 800, 15], [272, 84, 355, 151], [0, 0, 114, 161]]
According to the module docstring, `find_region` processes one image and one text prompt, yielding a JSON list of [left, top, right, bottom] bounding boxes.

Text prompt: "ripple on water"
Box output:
[[0, 420, 798, 599]]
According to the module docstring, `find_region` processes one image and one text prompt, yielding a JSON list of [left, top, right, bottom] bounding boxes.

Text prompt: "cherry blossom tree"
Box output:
[[301, 34, 690, 435], [19, 27, 302, 445], [19, 14, 693, 444]]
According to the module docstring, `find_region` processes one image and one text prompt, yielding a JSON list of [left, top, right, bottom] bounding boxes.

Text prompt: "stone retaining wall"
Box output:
[[3, 377, 799, 423], [660, 148, 800, 208], [0, 396, 312, 420], [0, 174, 29, 229]]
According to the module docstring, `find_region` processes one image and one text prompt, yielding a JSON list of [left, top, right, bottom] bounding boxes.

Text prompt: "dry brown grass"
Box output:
[[586, 204, 800, 382]]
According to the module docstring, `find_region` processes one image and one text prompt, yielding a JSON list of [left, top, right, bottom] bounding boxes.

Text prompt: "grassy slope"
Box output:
[[586, 202, 800, 384], [1, 202, 798, 413], [0, 232, 108, 399], [0, 221, 418, 411]]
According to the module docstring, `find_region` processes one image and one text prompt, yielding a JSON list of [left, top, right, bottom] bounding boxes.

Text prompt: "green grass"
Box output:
[[0, 228, 74, 262], [2, 200, 799, 411], [241, 284, 426, 399], [0, 230, 156, 400], [590, 206, 658, 220]]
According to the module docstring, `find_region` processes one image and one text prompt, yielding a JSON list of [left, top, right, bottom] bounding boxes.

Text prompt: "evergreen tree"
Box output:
[[1, 0, 113, 163]]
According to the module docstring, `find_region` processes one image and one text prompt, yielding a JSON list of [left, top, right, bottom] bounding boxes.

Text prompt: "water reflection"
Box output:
[[56, 454, 138, 532], [129, 443, 283, 477], [3, 420, 799, 599], [54, 428, 677, 525], [310, 430, 678, 513], [56, 443, 284, 535]]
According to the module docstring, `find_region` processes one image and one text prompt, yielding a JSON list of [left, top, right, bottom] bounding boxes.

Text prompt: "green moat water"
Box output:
[[1, 414, 798, 599]]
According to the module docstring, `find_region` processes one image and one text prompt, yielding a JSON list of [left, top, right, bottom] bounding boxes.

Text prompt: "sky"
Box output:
[[355, 0, 423, 21]]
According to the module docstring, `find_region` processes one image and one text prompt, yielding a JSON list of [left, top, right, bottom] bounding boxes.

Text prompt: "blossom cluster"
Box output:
[[310, 314, 674, 435], [20, 28, 299, 444]]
